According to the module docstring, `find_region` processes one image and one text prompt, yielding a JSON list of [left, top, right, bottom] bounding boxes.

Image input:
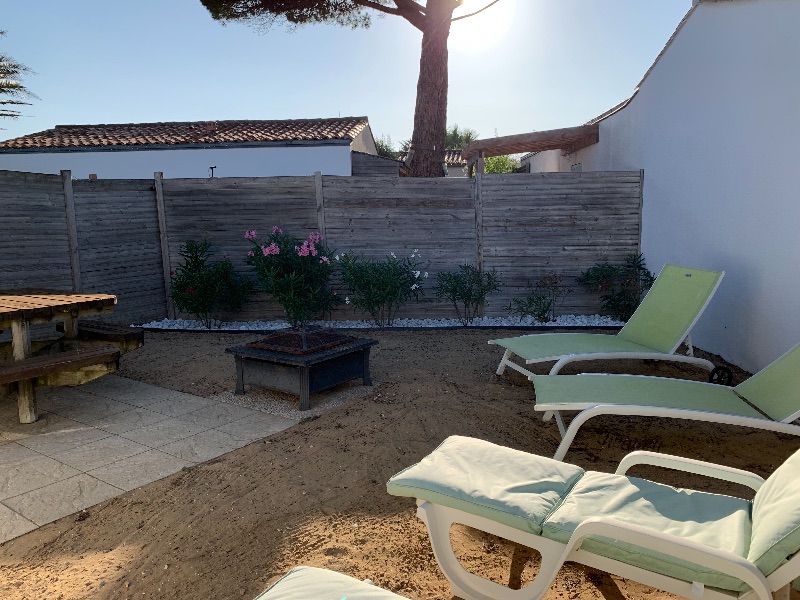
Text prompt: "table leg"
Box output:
[[362, 348, 373, 386], [234, 356, 245, 395], [299, 365, 310, 411], [10, 320, 37, 424], [62, 316, 77, 339]]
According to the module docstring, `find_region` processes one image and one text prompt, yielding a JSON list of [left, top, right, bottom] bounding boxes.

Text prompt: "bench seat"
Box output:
[[58, 320, 143, 353], [0, 346, 120, 386]]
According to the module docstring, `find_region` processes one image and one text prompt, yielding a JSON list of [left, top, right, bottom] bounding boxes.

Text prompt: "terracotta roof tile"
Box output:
[[0, 117, 370, 150]]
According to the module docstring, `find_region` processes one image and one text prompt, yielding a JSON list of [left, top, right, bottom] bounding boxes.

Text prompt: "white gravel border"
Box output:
[[137, 314, 624, 331]]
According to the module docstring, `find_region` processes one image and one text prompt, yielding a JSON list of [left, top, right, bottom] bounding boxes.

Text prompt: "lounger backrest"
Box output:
[[747, 449, 800, 576], [734, 343, 800, 422], [618, 265, 724, 353]]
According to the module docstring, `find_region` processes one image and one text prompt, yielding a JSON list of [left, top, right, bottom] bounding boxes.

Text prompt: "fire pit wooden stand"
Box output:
[[225, 330, 378, 410]]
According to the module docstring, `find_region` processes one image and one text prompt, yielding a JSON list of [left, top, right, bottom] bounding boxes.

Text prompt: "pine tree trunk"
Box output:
[[407, 0, 456, 178]]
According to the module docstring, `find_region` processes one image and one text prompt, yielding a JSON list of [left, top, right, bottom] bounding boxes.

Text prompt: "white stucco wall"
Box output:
[[521, 150, 562, 173], [570, 0, 800, 372], [0, 144, 354, 179]]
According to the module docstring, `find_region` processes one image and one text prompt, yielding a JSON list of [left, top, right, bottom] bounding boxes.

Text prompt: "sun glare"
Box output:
[[449, 0, 516, 53]]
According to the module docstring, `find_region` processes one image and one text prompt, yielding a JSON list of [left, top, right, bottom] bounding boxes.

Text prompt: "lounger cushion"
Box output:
[[254, 566, 408, 599], [532, 373, 768, 419], [541, 472, 753, 592], [489, 333, 657, 363], [617, 266, 723, 353], [748, 449, 800, 576], [387, 436, 584, 535]]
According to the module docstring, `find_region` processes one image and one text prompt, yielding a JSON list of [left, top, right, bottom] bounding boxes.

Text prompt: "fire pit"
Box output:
[[225, 328, 378, 410]]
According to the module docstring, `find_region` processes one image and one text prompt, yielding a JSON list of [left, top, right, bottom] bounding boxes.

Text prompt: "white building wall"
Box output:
[[570, 0, 800, 372], [522, 150, 563, 173], [0, 144, 354, 179]]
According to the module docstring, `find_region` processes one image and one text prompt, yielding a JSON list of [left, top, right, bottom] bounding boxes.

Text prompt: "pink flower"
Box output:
[[308, 232, 323, 244], [272, 226, 283, 234], [244, 230, 257, 239], [296, 241, 311, 257], [262, 243, 280, 256], [319, 256, 330, 264], [247, 250, 254, 257]]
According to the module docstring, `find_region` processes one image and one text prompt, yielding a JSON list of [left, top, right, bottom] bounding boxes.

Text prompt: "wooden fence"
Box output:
[[0, 169, 643, 325]]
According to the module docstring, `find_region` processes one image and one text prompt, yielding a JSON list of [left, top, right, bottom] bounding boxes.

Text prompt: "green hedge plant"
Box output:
[[245, 227, 338, 328], [435, 264, 500, 326], [339, 250, 425, 327], [170, 240, 252, 329], [578, 253, 655, 321]]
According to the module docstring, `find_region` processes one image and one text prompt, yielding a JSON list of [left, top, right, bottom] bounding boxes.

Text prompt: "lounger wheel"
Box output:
[[708, 366, 733, 386]]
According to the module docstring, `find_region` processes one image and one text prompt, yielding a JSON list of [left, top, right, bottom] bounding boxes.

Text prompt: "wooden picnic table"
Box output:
[[0, 291, 117, 423]]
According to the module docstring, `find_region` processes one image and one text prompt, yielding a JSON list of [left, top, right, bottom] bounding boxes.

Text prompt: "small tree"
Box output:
[[578, 253, 655, 321], [245, 227, 338, 327], [435, 264, 500, 325], [375, 134, 398, 159], [170, 240, 252, 328], [445, 123, 479, 150], [508, 271, 573, 323], [484, 154, 516, 174], [339, 250, 424, 327]]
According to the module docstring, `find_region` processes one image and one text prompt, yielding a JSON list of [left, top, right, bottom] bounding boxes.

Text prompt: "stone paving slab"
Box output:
[[0, 374, 304, 544], [88, 449, 194, 492], [3, 473, 123, 526]]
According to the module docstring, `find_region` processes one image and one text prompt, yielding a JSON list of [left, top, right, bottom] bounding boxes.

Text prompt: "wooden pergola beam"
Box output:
[[463, 123, 600, 164]]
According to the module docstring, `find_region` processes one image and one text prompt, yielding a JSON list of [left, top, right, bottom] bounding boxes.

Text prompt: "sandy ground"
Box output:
[[0, 328, 798, 600]]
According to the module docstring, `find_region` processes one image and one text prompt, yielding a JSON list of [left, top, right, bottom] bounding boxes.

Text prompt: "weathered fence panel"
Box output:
[[72, 179, 166, 324], [0, 171, 72, 290], [323, 176, 476, 319], [0, 169, 643, 325], [482, 171, 643, 315], [162, 176, 320, 321]]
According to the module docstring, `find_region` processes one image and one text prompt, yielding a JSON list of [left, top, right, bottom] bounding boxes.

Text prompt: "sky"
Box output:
[[1, 0, 692, 149]]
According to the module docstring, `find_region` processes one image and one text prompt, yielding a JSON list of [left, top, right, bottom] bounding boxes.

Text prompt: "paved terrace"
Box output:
[[0, 375, 298, 543]]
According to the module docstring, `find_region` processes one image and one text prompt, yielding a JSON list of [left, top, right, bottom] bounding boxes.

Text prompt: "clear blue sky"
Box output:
[[1, 0, 691, 149]]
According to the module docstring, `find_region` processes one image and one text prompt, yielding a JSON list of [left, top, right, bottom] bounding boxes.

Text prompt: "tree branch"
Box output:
[[352, 0, 427, 31], [451, 0, 501, 22]]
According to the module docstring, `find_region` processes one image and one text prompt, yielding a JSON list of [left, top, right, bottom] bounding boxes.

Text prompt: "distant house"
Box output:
[[465, 0, 800, 373], [398, 149, 467, 177], [0, 117, 382, 179]]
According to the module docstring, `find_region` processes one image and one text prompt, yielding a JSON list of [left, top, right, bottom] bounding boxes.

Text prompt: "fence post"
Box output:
[[154, 172, 175, 319], [315, 171, 326, 239], [638, 169, 645, 253], [474, 158, 485, 317], [61, 170, 82, 292], [474, 163, 484, 274]]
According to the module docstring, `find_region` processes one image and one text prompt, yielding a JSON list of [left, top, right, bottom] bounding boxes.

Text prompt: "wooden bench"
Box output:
[[1, 346, 121, 423], [0, 346, 121, 387], [57, 320, 143, 353]]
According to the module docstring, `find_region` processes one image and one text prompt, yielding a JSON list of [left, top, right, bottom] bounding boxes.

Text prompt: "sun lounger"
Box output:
[[531, 342, 800, 460], [253, 565, 408, 599], [489, 264, 725, 379], [387, 435, 800, 600]]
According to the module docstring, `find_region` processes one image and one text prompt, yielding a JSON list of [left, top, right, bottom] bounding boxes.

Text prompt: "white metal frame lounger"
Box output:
[[531, 342, 800, 460], [387, 435, 800, 600], [489, 265, 725, 380]]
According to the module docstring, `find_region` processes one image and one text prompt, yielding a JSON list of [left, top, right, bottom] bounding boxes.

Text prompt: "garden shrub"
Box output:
[[170, 239, 251, 329], [339, 250, 425, 327], [578, 253, 655, 321], [435, 264, 500, 326], [245, 227, 338, 328], [509, 271, 573, 323]]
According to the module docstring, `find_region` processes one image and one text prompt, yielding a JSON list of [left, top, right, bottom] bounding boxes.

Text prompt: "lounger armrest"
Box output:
[[569, 517, 772, 599], [616, 451, 765, 492]]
